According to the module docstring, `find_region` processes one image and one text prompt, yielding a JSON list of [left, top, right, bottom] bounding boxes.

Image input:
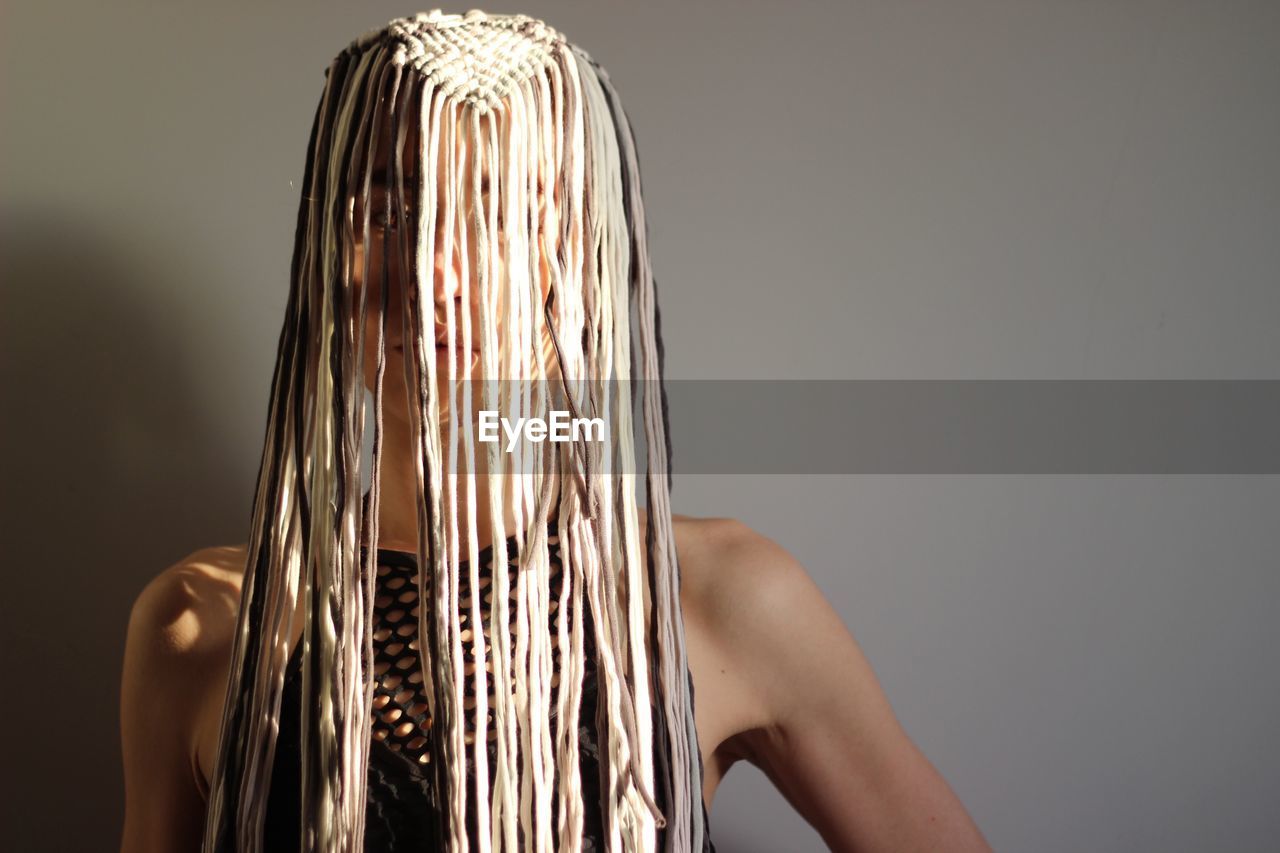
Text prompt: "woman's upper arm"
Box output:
[[705, 523, 992, 853], [119, 564, 215, 852]]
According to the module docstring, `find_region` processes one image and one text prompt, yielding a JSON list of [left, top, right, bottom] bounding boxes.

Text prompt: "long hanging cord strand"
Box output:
[[481, 90, 515, 853], [335, 47, 396, 850], [469, 99, 565, 853], [203, 44, 358, 853], [571, 47, 665, 852], [534, 51, 670, 851], [303, 43, 401, 853], [496, 74, 543, 853], [540, 47, 666, 851], [289, 47, 351, 853], [409, 82, 467, 853], [348, 40, 398, 846], [514, 63, 551, 853], [559, 49, 670, 848], [481, 94, 521, 853], [534, 58, 568, 853], [568, 45, 620, 853], [477, 102, 505, 852], [283, 48, 373, 852], [567, 49, 666, 852], [353, 49, 391, 840], [550, 55, 604, 838], [544, 55, 596, 850], [461, 103, 494, 850], [523, 44, 672, 850], [593, 57, 706, 853], [405, 77, 456, 851], [442, 97, 475, 853], [534, 58, 611, 851]]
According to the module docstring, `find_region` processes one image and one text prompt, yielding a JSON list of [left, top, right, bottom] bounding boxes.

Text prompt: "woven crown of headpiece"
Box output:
[[360, 9, 572, 111]]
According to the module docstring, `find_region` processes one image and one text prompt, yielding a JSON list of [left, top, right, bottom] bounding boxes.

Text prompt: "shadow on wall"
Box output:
[[0, 207, 247, 847]]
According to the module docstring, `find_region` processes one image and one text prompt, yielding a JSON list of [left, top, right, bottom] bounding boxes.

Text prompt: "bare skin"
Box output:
[[120, 109, 992, 852]]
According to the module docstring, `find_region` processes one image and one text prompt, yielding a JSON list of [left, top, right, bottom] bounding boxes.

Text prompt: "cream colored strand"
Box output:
[[532, 58, 634, 851], [460, 101, 495, 851], [344, 46, 393, 848], [442, 99, 473, 853], [479, 101, 517, 853], [567, 56, 616, 852], [350, 59, 388, 849], [535, 62, 579, 853], [330, 49, 389, 845], [519, 85, 555, 838], [411, 81, 459, 853], [565, 49, 664, 849], [552, 494, 587, 850], [553, 499, 586, 852], [517, 68, 547, 853], [333, 57, 405, 850], [599, 66, 705, 851], [300, 44, 383, 850], [488, 83, 531, 853], [554, 64, 661, 833], [550, 60, 597, 819], [528, 63, 557, 853], [293, 61, 334, 846], [343, 56, 401, 849], [502, 77, 534, 853], [570, 65, 651, 847], [413, 79, 447, 730], [512, 74, 541, 851]]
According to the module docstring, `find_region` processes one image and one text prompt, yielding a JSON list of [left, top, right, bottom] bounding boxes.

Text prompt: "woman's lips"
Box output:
[[436, 340, 479, 353], [386, 338, 478, 353], [388, 341, 476, 353], [386, 338, 473, 348]]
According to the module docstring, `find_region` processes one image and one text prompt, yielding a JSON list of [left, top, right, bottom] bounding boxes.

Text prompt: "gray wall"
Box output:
[[3, 1, 1278, 850]]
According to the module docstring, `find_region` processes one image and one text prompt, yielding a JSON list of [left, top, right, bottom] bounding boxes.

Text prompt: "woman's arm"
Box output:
[[119, 557, 224, 852], [701, 522, 992, 853]]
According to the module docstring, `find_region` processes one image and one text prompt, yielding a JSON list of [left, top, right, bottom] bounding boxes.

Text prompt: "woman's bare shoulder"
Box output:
[[124, 547, 248, 735], [120, 545, 250, 845], [662, 515, 834, 770], [122, 545, 250, 753], [666, 513, 812, 621], [667, 513, 842, 697], [126, 545, 249, 663]]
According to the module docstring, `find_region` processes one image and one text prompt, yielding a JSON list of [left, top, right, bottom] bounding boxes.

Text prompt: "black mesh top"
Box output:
[[262, 529, 717, 851]]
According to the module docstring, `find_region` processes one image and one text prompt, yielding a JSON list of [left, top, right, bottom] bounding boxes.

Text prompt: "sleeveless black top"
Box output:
[[262, 531, 717, 851]]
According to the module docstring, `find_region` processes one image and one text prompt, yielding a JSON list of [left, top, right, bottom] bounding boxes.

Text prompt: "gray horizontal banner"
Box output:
[[662, 380, 1280, 474], [384, 380, 1280, 474]]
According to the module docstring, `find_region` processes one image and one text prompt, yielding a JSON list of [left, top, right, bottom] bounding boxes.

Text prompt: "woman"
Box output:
[[120, 10, 991, 852]]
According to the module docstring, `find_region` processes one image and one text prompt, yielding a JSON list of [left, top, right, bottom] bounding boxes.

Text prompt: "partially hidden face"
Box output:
[[349, 103, 562, 422]]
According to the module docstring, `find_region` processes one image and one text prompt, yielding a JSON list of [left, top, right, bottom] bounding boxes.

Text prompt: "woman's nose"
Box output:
[[432, 238, 485, 303], [432, 241, 461, 298], [431, 267, 480, 333]]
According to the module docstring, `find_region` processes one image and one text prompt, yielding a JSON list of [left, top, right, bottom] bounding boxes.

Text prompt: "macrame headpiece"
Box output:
[[202, 9, 704, 852]]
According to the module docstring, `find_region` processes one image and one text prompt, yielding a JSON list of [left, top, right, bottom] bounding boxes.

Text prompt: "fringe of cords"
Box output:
[[201, 11, 704, 853]]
